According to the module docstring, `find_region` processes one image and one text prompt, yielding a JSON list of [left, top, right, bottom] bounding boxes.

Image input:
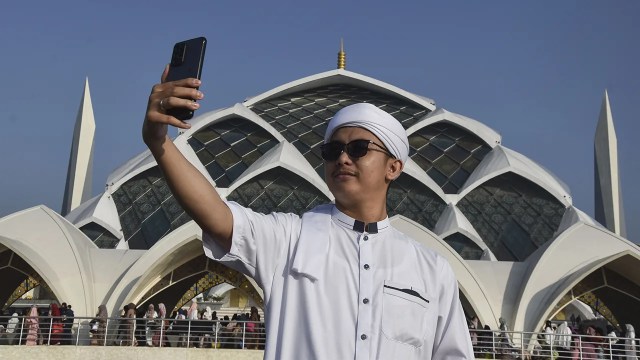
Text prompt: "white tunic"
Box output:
[[203, 202, 474, 360]]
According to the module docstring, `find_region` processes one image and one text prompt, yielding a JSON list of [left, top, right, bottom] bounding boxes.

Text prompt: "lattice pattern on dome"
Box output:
[[227, 167, 330, 215], [188, 117, 279, 188], [250, 84, 430, 177], [457, 172, 566, 262], [409, 122, 491, 194], [112, 167, 192, 250], [387, 173, 447, 231], [79, 222, 119, 249], [444, 233, 484, 260]]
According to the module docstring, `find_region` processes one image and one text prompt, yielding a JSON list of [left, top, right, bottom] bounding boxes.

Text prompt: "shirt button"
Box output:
[[364, 264, 370, 270], [361, 334, 367, 340], [363, 235, 369, 241], [363, 298, 369, 304]]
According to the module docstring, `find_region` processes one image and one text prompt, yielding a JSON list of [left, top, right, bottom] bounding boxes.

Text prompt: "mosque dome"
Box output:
[[70, 69, 575, 263], [3, 67, 638, 336]]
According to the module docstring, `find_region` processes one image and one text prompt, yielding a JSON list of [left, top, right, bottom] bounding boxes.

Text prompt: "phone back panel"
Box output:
[[166, 37, 207, 120]]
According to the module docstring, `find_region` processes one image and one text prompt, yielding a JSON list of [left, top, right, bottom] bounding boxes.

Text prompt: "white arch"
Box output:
[[433, 203, 495, 260], [406, 107, 502, 148], [0, 206, 97, 317], [456, 145, 572, 207], [512, 221, 640, 333], [105, 221, 262, 316]]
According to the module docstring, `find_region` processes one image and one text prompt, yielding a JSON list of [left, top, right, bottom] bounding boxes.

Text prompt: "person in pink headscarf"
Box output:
[[152, 303, 168, 347], [186, 300, 198, 320], [186, 300, 199, 347], [25, 306, 40, 346]]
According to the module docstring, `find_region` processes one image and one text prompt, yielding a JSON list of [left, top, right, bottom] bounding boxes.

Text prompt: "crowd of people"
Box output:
[[3, 299, 638, 359], [0, 300, 264, 349], [106, 301, 264, 348], [535, 320, 638, 360], [0, 303, 74, 345], [468, 316, 639, 359]]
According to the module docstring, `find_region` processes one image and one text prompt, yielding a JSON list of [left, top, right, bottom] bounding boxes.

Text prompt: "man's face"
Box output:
[[324, 126, 397, 209]]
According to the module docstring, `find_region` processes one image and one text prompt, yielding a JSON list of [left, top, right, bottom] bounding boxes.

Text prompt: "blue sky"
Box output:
[[1, 1, 638, 242]]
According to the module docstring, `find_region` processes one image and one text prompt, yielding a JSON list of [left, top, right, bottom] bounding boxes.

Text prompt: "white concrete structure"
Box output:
[[1, 69, 638, 345], [61, 78, 96, 216], [595, 90, 627, 237]]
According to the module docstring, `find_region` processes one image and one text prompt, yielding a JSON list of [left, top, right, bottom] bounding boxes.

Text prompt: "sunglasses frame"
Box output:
[[320, 139, 395, 161]]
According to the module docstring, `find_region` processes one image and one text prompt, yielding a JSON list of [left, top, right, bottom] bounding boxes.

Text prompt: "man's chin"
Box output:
[[332, 191, 363, 208]]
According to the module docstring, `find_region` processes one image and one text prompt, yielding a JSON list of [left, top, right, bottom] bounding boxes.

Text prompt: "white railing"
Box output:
[[472, 328, 639, 359], [1, 315, 638, 359], [0, 315, 265, 349]]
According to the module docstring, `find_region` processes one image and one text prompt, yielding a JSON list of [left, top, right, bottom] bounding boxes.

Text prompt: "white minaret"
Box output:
[[594, 90, 627, 237], [61, 78, 95, 216]]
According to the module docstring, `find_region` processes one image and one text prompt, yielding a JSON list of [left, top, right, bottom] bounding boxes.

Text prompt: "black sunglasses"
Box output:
[[320, 139, 395, 161]]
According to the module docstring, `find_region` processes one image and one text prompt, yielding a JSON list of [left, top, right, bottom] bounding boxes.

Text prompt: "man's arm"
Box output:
[[142, 66, 232, 251]]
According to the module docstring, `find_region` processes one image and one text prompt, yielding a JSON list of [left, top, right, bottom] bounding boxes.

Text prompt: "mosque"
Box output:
[[1, 45, 638, 341]]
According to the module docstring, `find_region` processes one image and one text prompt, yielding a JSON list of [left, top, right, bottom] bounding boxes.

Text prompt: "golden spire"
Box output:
[[337, 38, 346, 69]]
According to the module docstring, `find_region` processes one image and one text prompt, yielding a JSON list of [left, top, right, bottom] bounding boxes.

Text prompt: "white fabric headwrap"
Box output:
[[324, 103, 409, 164]]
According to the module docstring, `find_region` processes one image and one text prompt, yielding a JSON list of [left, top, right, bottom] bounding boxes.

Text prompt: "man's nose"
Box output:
[[336, 148, 352, 163]]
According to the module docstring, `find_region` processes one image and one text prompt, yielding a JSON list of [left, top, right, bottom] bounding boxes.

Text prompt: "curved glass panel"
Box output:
[[251, 84, 430, 177], [0, 250, 56, 310], [457, 172, 566, 261], [387, 173, 447, 231], [79, 222, 120, 249], [227, 168, 330, 215], [444, 232, 483, 260], [188, 117, 279, 188], [409, 122, 491, 194], [112, 167, 192, 250]]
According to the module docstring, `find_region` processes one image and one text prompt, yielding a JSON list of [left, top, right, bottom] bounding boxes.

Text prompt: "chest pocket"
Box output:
[[381, 280, 432, 348]]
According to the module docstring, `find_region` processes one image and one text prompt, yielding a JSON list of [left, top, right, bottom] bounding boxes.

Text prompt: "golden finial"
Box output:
[[337, 38, 346, 69]]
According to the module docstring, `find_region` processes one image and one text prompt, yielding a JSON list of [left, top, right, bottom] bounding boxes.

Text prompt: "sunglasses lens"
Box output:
[[346, 140, 370, 158], [321, 140, 373, 161], [321, 142, 343, 161]]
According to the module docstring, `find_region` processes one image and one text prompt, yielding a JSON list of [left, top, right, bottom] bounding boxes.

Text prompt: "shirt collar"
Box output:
[[331, 206, 390, 234]]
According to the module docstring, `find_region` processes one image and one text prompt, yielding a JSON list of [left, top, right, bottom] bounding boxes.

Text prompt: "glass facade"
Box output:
[[112, 166, 191, 250], [444, 232, 484, 260], [250, 84, 430, 177], [409, 122, 491, 194], [387, 173, 447, 231], [227, 167, 330, 215], [188, 117, 279, 188], [79, 222, 120, 249], [107, 77, 573, 264], [457, 172, 566, 261]]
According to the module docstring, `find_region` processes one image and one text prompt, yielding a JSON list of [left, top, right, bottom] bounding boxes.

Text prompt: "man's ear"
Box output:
[[386, 159, 403, 181]]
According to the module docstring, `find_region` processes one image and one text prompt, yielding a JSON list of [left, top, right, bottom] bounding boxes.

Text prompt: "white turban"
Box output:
[[324, 103, 410, 164]]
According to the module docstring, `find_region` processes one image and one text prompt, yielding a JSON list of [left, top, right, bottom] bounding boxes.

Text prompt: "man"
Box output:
[[60, 303, 74, 345], [143, 69, 473, 359]]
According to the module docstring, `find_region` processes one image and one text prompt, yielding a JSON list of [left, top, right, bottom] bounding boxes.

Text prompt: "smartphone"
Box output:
[[166, 37, 207, 120]]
